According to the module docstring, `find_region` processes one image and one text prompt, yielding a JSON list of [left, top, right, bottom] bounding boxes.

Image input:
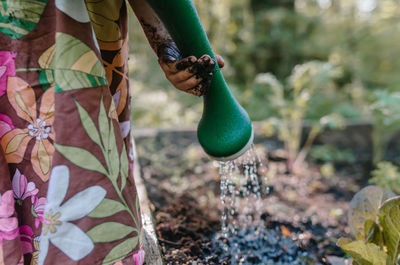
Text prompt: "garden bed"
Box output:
[[134, 125, 375, 264]]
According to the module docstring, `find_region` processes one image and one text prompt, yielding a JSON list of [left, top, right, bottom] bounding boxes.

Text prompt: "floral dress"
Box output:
[[0, 1, 145, 264]]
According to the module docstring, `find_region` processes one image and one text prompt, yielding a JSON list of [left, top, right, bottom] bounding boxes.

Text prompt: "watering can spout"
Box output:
[[148, 0, 253, 161], [198, 72, 253, 161]]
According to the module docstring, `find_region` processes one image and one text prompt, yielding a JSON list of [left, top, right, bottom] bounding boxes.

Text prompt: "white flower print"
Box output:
[[38, 165, 106, 264]]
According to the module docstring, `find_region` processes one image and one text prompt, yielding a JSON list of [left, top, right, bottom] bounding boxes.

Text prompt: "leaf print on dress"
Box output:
[[1, 80, 54, 181], [85, 0, 123, 42], [38, 33, 107, 93], [99, 39, 129, 116], [86, 222, 137, 243], [55, 96, 141, 264], [0, 0, 48, 39], [38, 165, 106, 265], [0, 51, 16, 97]]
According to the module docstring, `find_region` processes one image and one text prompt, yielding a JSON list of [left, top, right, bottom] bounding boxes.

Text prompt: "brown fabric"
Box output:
[[0, 1, 144, 264]]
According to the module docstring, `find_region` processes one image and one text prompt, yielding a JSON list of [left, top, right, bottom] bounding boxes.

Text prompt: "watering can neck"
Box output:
[[203, 72, 237, 113]]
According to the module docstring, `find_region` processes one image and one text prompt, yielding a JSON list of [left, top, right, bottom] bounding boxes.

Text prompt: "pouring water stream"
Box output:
[[217, 144, 270, 263], [213, 145, 321, 265]]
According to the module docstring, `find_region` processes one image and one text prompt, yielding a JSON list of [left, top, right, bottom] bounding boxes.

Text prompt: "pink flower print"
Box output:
[[31, 196, 46, 228], [0, 51, 17, 97], [19, 225, 33, 254], [12, 169, 39, 203], [0, 190, 18, 241], [133, 249, 145, 265], [0, 114, 14, 139]]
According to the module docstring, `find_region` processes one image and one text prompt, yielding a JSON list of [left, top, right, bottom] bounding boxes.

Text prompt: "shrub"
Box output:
[[369, 162, 400, 194], [259, 61, 345, 172]]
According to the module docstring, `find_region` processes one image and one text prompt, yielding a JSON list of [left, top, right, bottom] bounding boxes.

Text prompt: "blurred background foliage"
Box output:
[[129, 0, 400, 124], [128, 0, 400, 165]]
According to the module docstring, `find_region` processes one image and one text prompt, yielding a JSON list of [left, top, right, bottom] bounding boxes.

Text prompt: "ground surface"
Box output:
[[135, 130, 364, 265]]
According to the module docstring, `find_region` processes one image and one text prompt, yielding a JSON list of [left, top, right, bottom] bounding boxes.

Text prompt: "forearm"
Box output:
[[129, 0, 175, 58], [128, 0, 223, 96]]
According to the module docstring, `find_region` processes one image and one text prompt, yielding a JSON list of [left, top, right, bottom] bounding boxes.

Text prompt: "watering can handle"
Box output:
[[147, 0, 220, 68]]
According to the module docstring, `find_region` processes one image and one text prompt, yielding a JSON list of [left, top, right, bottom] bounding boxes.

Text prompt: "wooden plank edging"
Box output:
[[132, 138, 164, 265]]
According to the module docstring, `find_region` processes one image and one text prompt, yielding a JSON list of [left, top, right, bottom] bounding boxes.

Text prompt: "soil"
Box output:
[[135, 131, 366, 265]]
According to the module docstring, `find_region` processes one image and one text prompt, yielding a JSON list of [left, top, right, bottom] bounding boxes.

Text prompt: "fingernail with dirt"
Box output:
[[188, 66, 196, 73]]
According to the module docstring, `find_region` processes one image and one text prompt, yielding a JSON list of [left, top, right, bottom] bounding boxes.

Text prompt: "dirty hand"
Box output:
[[158, 42, 225, 96]]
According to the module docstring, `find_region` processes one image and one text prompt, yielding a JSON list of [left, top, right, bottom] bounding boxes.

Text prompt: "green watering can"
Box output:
[[148, 0, 253, 161]]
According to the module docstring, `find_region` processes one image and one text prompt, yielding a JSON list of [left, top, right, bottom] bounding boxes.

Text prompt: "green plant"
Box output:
[[309, 145, 356, 164], [369, 162, 400, 195], [369, 91, 400, 164], [337, 185, 400, 265], [259, 61, 345, 173]]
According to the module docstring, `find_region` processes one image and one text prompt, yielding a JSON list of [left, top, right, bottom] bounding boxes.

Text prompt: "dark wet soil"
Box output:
[[135, 131, 364, 264]]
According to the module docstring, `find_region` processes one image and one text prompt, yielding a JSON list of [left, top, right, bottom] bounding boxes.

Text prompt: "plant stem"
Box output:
[[293, 125, 321, 172]]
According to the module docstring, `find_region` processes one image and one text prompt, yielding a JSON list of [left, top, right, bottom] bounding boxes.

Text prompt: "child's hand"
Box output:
[[158, 42, 224, 96]]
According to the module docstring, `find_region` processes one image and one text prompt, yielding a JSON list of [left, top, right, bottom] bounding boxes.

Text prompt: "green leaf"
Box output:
[[54, 33, 105, 76], [38, 70, 54, 91], [337, 238, 388, 265], [0, 0, 48, 39], [88, 198, 126, 218], [120, 143, 129, 190], [349, 185, 395, 240], [102, 236, 139, 265], [135, 195, 140, 227], [55, 144, 107, 176], [86, 0, 123, 42], [99, 97, 109, 150], [107, 120, 119, 180], [75, 100, 102, 147], [378, 196, 400, 264], [54, 69, 107, 92], [364, 219, 383, 247], [37, 33, 106, 92], [120, 170, 127, 192], [87, 222, 136, 243]]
